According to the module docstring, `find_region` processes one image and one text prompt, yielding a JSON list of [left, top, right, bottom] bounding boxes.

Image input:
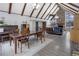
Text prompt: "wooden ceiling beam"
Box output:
[[36, 3, 45, 18], [51, 15, 56, 20], [47, 7, 58, 20], [52, 6, 58, 14], [44, 4, 56, 19], [48, 7, 58, 19], [68, 3, 79, 9], [9, 3, 12, 14], [41, 3, 52, 19], [21, 3, 27, 16], [30, 3, 38, 17], [60, 4, 77, 14], [61, 3, 78, 12]]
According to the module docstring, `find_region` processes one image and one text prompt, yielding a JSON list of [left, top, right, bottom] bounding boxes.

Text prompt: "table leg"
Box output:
[[21, 43, 22, 53], [36, 34, 38, 40], [43, 35, 45, 41], [28, 40, 30, 48], [27, 36, 30, 48], [15, 38, 17, 54], [40, 34, 43, 43], [1, 36, 3, 42], [10, 37, 12, 46], [43, 32, 45, 41]]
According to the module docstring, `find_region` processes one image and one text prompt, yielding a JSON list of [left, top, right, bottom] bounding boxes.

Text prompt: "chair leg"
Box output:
[[44, 36, 45, 41], [27, 40, 30, 48], [25, 42, 27, 46], [10, 37, 12, 46], [40, 36, 43, 43], [36, 35, 38, 41], [18, 41, 19, 48], [21, 43, 22, 53], [1, 37, 4, 43], [10, 40, 12, 46], [43, 32, 45, 41]]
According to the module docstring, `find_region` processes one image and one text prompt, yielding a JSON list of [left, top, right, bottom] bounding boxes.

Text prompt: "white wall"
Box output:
[[0, 12, 36, 31]]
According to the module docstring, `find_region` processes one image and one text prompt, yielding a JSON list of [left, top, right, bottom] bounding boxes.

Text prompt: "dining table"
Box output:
[[9, 30, 43, 54]]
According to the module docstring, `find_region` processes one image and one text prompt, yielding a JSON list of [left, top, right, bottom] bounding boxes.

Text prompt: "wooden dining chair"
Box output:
[[18, 27, 30, 52], [42, 29, 46, 41], [37, 28, 45, 43], [9, 27, 19, 46]]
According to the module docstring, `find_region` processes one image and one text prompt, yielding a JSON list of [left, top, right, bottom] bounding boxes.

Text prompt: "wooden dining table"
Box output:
[[9, 30, 43, 54]]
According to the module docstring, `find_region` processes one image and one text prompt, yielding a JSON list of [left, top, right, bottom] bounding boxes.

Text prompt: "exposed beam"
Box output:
[[60, 4, 77, 14], [50, 15, 56, 20], [47, 7, 58, 20], [52, 6, 58, 14], [61, 3, 78, 12], [68, 3, 79, 9], [9, 3, 12, 14], [47, 16, 52, 20], [56, 3, 61, 8], [41, 3, 52, 19], [30, 3, 38, 17], [21, 3, 27, 16], [36, 3, 45, 18], [48, 7, 58, 19], [47, 14, 53, 20], [47, 15, 53, 20], [50, 16, 53, 20], [30, 9, 35, 17], [48, 14, 56, 20], [45, 4, 56, 19], [0, 10, 41, 19]]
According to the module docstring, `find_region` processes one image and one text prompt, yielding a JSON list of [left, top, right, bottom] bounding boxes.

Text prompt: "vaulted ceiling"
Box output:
[[59, 3, 79, 14], [0, 3, 79, 20], [0, 3, 59, 19]]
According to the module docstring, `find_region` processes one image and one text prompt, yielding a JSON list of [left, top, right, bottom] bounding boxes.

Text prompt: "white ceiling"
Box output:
[[38, 3, 50, 18], [24, 3, 34, 16], [0, 3, 59, 19], [0, 3, 79, 20], [0, 3, 9, 12], [32, 3, 43, 17], [42, 3, 56, 19], [11, 3, 24, 14], [59, 3, 79, 14], [65, 3, 79, 11], [74, 3, 79, 6]]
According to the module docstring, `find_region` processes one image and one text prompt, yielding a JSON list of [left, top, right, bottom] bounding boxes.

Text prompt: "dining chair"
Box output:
[[42, 28, 46, 41], [18, 27, 30, 52], [37, 32, 43, 43], [9, 27, 19, 46], [37, 28, 45, 43]]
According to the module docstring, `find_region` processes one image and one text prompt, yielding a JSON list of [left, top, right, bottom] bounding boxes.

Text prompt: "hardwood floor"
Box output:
[[34, 31, 71, 56], [0, 36, 52, 56], [0, 31, 71, 56]]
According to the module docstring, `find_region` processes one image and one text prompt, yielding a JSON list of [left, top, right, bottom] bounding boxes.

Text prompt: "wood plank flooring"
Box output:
[[34, 31, 71, 56], [0, 31, 71, 56]]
